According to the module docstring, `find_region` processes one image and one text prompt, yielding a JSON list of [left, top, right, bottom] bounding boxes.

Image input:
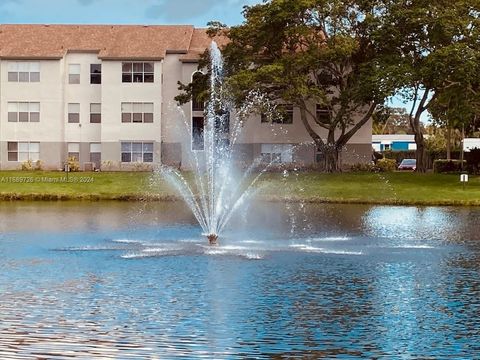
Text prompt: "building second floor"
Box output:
[[0, 24, 373, 170]]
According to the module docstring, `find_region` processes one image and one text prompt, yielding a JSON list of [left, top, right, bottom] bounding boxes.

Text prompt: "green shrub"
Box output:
[[21, 159, 43, 171], [433, 159, 466, 173], [376, 158, 397, 172], [67, 156, 80, 172], [133, 162, 154, 172], [383, 149, 463, 169], [350, 163, 376, 172]]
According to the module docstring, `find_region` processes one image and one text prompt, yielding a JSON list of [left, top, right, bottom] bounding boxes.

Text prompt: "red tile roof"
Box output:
[[0, 24, 220, 60], [180, 28, 228, 63]]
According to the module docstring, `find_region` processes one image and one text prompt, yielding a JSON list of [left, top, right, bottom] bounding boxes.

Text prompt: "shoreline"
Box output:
[[1, 171, 479, 207], [1, 193, 479, 206]]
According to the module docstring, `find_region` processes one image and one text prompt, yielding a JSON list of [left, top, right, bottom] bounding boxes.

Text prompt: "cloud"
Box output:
[[145, 0, 244, 21]]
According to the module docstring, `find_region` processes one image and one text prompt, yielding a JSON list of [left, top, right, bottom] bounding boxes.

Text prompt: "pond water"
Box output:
[[0, 201, 479, 359]]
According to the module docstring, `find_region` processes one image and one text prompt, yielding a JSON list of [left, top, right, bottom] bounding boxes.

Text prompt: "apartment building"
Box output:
[[0, 24, 372, 170]]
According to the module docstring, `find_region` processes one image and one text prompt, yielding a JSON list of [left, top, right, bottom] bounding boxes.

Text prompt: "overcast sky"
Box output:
[[0, 0, 262, 26]]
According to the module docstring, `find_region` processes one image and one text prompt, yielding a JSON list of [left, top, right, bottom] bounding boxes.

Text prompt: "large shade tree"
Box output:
[[376, 0, 480, 171], [178, 0, 395, 172], [372, 107, 414, 135]]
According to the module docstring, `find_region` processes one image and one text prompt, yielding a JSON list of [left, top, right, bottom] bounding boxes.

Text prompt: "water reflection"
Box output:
[[0, 202, 479, 358], [363, 206, 479, 242]]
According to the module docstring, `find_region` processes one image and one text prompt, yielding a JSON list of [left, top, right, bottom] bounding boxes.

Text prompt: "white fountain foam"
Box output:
[[204, 248, 229, 256], [241, 240, 264, 244], [121, 252, 151, 259], [112, 239, 143, 244], [62, 246, 122, 251], [320, 250, 364, 255], [390, 244, 435, 249], [241, 253, 264, 260], [289, 243, 363, 255], [158, 41, 278, 245], [311, 236, 351, 242], [142, 248, 175, 253]]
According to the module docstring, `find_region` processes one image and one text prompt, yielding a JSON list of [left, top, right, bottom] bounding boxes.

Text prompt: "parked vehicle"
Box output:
[[398, 158, 416, 171]]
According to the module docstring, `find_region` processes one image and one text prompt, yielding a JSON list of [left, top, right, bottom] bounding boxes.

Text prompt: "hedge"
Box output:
[[433, 159, 466, 173]]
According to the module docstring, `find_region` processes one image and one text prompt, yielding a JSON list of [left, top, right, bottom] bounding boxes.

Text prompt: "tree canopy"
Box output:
[[177, 0, 480, 172], [374, 0, 480, 170], [201, 0, 397, 171]]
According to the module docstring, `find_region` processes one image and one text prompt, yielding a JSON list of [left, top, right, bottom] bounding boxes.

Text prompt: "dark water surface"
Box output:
[[0, 201, 479, 359]]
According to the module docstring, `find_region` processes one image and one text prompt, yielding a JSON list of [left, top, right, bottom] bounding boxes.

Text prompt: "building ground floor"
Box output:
[[162, 142, 372, 170], [0, 140, 372, 171]]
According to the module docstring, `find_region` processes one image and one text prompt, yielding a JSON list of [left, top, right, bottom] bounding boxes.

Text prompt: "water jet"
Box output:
[[160, 41, 272, 245]]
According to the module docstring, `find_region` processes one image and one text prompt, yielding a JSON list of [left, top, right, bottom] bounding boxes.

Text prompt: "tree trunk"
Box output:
[[409, 89, 431, 173], [446, 125, 451, 161], [298, 100, 375, 173], [415, 132, 428, 172], [322, 143, 341, 172], [323, 129, 341, 172], [298, 103, 341, 172]]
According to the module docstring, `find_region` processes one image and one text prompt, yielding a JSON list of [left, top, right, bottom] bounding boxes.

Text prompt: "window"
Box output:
[[69, 64, 80, 84], [122, 62, 154, 83], [261, 144, 293, 163], [7, 142, 39, 162], [273, 104, 293, 124], [121, 102, 154, 123], [191, 72, 205, 111], [90, 103, 101, 123], [8, 61, 40, 82], [68, 103, 80, 123], [121, 142, 153, 163], [90, 64, 101, 84], [192, 117, 204, 151], [316, 104, 332, 123], [90, 143, 101, 168], [68, 143, 80, 160], [8, 102, 40, 122], [192, 98, 204, 112], [263, 104, 294, 124]]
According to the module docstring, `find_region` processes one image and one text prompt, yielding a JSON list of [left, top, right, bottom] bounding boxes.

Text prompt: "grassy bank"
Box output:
[[0, 171, 479, 206]]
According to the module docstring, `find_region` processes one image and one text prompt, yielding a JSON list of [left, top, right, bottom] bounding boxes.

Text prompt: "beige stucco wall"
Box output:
[[100, 60, 162, 144], [239, 106, 372, 145], [64, 52, 102, 145], [0, 51, 372, 170], [0, 58, 64, 169]]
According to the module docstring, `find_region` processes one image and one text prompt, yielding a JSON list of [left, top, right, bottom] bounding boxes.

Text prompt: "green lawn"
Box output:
[[0, 171, 170, 200], [258, 172, 480, 205], [0, 170, 479, 205]]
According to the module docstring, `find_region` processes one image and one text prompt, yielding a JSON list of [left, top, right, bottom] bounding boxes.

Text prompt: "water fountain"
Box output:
[[160, 42, 269, 245]]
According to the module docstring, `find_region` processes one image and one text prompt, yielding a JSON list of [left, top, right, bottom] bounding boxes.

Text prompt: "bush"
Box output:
[[21, 159, 43, 171], [383, 149, 463, 170], [132, 162, 154, 172], [376, 158, 397, 172], [350, 163, 376, 172], [372, 151, 383, 162], [433, 159, 466, 173], [67, 156, 80, 172]]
